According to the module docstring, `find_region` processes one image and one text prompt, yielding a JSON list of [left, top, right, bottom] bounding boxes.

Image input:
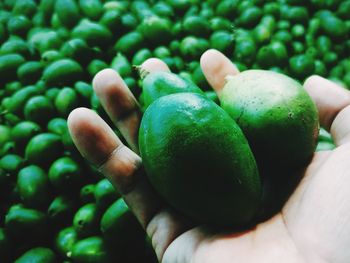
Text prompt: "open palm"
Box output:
[[68, 50, 350, 263]]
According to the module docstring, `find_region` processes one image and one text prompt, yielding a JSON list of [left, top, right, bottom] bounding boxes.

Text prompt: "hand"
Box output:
[[68, 50, 350, 263]]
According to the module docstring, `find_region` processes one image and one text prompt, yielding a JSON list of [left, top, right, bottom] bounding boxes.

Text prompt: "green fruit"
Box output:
[[4, 81, 22, 96], [55, 0, 81, 28], [42, 59, 83, 86], [153, 46, 171, 59], [209, 16, 231, 31], [3, 113, 21, 127], [0, 125, 11, 148], [101, 198, 144, 246], [32, 11, 48, 27], [183, 15, 211, 37], [257, 42, 288, 68], [54, 87, 80, 117], [48, 195, 77, 225], [141, 71, 203, 109], [179, 36, 209, 59], [100, 199, 151, 261], [17, 61, 43, 85], [273, 30, 292, 45], [215, 0, 239, 18], [41, 50, 63, 66], [60, 38, 93, 65], [45, 88, 60, 103], [94, 179, 119, 211], [166, 0, 192, 13], [39, 0, 55, 19], [28, 30, 62, 54], [62, 130, 75, 152], [87, 59, 108, 77], [5, 205, 48, 243], [99, 10, 122, 32], [238, 6, 262, 28], [139, 93, 261, 227], [79, 0, 103, 20], [138, 15, 173, 43], [130, 1, 152, 20], [119, 12, 137, 31], [152, 2, 174, 17], [233, 36, 257, 65], [72, 19, 112, 47], [74, 81, 93, 101], [55, 227, 78, 259], [15, 247, 56, 263], [80, 184, 96, 204], [12, 0, 37, 18], [48, 157, 82, 191], [0, 37, 31, 58], [24, 95, 55, 124], [209, 30, 233, 54], [0, 154, 24, 175], [289, 54, 315, 79], [17, 165, 51, 208], [337, 1, 350, 19], [291, 24, 305, 39], [71, 236, 110, 263], [221, 70, 319, 171], [7, 15, 32, 37], [120, 13, 138, 30], [321, 15, 348, 40], [11, 121, 41, 146], [0, 54, 25, 83], [132, 48, 153, 65], [6, 85, 41, 115], [25, 133, 63, 165], [286, 6, 309, 24], [73, 203, 100, 237], [114, 31, 144, 55], [110, 53, 132, 77], [47, 118, 68, 135]]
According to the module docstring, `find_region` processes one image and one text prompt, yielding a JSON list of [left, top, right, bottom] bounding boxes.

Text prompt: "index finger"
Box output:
[[92, 59, 170, 153]]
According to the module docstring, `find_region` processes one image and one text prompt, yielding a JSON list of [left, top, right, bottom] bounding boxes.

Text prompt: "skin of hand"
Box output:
[[68, 49, 350, 263]]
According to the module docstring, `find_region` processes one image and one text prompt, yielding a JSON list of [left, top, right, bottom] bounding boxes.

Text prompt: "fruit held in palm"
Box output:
[[221, 70, 319, 171], [139, 93, 261, 227]]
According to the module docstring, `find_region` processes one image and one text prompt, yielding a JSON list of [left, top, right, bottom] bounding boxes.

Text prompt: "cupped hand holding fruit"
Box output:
[[68, 50, 350, 263]]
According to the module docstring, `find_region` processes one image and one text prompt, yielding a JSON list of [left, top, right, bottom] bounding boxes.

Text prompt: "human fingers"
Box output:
[[67, 108, 160, 225], [68, 108, 191, 261], [92, 59, 171, 153], [200, 49, 239, 97], [93, 69, 141, 153]]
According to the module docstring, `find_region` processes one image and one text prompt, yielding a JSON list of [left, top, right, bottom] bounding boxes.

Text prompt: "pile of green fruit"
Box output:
[[0, 0, 348, 262]]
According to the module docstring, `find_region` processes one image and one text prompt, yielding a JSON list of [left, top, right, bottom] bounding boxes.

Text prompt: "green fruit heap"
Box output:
[[0, 0, 348, 261]]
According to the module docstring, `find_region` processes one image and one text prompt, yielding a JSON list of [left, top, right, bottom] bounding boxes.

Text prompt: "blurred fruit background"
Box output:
[[0, 0, 348, 262]]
